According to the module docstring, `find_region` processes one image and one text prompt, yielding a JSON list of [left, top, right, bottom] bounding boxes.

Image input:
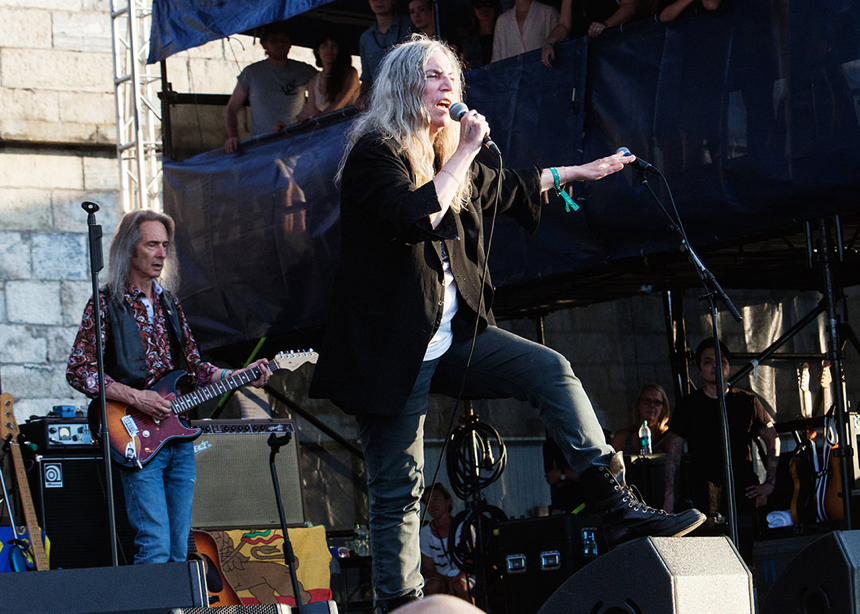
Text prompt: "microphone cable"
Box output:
[[422, 142, 505, 527]]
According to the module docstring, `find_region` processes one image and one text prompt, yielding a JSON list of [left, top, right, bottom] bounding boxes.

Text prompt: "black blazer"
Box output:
[[309, 133, 542, 416]]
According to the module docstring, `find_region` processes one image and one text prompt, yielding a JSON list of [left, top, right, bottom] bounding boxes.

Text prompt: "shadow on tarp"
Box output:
[[163, 0, 860, 351]]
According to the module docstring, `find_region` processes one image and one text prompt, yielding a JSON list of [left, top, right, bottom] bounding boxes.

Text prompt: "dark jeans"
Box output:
[[357, 326, 614, 602]]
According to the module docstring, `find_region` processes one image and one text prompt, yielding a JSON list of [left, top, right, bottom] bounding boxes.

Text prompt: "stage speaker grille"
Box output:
[[28, 454, 138, 568], [761, 530, 860, 614], [538, 536, 754, 614], [172, 604, 337, 613], [191, 419, 305, 529]]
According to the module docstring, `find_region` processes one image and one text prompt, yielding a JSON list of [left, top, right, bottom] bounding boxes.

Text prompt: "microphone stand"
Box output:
[[633, 168, 742, 548], [83, 201, 119, 566], [267, 432, 333, 613]]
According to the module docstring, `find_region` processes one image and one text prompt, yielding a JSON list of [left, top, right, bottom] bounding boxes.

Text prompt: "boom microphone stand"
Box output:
[[83, 201, 119, 566], [627, 160, 742, 548]]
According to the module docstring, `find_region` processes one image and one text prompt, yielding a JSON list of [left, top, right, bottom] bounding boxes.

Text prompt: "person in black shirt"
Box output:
[[309, 35, 705, 612], [663, 338, 778, 562]]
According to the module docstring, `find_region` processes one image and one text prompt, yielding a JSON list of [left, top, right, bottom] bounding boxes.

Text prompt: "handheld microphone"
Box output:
[[616, 146, 656, 173], [449, 102, 501, 155]]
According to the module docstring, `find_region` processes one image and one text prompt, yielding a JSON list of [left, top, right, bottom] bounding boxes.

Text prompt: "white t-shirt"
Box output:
[[424, 244, 458, 361], [491, 1, 559, 63], [419, 524, 461, 578]]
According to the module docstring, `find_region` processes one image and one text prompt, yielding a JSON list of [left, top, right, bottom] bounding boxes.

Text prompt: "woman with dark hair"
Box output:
[[461, 0, 499, 69], [611, 383, 672, 455], [297, 32, 360, 121]]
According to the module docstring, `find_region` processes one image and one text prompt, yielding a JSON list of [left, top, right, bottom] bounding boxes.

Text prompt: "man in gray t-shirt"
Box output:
[[358, 0, 411, 103], [225, 27, 317, 152]]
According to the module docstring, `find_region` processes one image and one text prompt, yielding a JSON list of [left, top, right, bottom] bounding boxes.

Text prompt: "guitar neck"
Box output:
[[8, 442, 49, 571], [170, 363, 266, 415]]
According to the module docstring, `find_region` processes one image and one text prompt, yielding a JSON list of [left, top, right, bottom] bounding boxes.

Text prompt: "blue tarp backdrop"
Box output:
[[162, 0, 860, 350], [148, 0, 329, 62]]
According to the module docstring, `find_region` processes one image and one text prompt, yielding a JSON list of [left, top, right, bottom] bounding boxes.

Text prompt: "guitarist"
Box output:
[[66, 209, 271, 565]]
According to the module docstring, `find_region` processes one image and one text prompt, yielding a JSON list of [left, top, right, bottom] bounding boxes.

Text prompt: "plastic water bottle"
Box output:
[[354, 523, 369, 556], [638, 420, 652, 455]]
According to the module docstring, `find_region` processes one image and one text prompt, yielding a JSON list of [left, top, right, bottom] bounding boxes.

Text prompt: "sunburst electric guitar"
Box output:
[[93, 350, 317, 468]]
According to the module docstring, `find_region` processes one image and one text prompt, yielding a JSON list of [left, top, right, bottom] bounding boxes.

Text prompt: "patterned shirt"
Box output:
[[67, 282, 217, 398]]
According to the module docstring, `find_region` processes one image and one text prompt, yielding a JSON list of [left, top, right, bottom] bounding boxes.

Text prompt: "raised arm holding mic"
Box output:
[[309, 35, 705, 613]]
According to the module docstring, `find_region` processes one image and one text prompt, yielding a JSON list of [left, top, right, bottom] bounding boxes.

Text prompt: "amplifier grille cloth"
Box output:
[[191, 420, 305, 529]]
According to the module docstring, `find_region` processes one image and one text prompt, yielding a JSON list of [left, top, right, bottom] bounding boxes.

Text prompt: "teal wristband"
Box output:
[[549, 167, 580, 212]]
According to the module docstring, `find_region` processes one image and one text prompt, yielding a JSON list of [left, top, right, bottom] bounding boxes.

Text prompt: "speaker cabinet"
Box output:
[[761, 530, 860, 613], [538, 536, 754, 614], [498, 514, 606, 614], [28, 454, 138, 568], [190, 419, 305, 529], [0, 560, 206, 613]]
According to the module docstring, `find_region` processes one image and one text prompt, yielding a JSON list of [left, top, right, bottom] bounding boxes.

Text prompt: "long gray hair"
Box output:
[[105, 209, 178, 298], [337, 35, 472, 213]]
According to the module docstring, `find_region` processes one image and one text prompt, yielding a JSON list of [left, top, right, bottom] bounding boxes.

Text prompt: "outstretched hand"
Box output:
[[576, 151, 633, 181]]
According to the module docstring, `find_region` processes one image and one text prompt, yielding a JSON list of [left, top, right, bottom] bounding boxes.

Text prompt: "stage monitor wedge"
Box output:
[[761, 530, 860, 614], [538, 536, 754, 614]]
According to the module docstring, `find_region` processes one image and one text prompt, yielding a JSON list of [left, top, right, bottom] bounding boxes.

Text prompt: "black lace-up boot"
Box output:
[[580, 464, 705, 547]]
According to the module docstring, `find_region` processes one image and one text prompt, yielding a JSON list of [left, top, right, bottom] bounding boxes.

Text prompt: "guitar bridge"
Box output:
[[121, 414, 139, 438]]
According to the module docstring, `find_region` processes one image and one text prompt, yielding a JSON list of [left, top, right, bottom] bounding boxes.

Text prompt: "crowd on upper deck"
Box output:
[[221, 0, 728, 150]]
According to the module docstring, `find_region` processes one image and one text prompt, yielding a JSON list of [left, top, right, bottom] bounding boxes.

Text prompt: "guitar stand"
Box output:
[[0, 445, 31, 571], [267, 432, 334, 614]]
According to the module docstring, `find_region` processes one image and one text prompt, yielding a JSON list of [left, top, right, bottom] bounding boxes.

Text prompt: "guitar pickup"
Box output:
[[121, 414, 139, 438]]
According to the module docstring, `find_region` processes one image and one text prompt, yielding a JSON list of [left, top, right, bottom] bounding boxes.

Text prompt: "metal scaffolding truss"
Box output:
[[110, 0, 161, 212]]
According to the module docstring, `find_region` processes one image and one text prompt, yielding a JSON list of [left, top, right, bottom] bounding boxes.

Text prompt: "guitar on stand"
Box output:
[[814, 362, 845, 521], [789, 364, 819, 525], [90, 350, 318, 469], [0, 393, 49, 571], [188, 530, 241, 606]]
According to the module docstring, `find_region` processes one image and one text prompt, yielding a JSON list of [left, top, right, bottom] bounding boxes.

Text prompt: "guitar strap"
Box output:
[[159, 290, 190, 374], [818, 406, 838, 521]]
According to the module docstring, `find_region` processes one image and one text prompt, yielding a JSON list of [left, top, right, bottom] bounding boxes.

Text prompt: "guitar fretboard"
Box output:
[[170, 364, 265, 414]]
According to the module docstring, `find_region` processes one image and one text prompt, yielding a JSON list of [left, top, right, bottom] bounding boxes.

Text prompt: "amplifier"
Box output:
[[190, 419, 305, 529], [20, 417, 95, 452], [497, 514, 607, 614], [28, 454, 138, 568]]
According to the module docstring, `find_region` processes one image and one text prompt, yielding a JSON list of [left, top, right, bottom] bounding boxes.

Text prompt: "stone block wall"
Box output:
[[0, 147, 121, 424], [0, 0, 317, 428]]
